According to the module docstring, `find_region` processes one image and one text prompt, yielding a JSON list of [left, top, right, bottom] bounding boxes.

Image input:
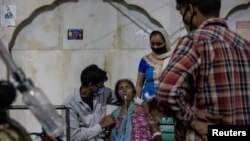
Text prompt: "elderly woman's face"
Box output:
[[118, 81, 134, 100]]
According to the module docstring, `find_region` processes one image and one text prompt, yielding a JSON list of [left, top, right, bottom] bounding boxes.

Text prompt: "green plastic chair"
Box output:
[[158, 117, 175, 141]]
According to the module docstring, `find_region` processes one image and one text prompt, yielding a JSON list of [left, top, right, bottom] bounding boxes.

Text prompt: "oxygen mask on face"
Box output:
[[123, 93, 128, 104], [123, 92, 129, 110], [93, 86, 105, 96]]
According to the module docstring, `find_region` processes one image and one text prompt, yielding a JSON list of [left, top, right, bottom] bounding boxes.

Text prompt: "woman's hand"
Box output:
[[134, 96, 144, 106]]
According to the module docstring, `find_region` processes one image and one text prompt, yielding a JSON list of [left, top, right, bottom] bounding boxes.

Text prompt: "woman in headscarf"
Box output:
[[135, 28, 172, 102], [134, 28, 175, 141]]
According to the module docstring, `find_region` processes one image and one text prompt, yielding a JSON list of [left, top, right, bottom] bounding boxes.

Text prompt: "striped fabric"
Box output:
[[156, 18, 250, 141]]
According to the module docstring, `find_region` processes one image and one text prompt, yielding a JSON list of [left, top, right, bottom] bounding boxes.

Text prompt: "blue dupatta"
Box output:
[[111, 103, 136, 141]]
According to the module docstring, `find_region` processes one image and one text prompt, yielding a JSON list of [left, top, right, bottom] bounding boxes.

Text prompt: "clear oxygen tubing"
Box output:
[[123, 93, 128, 110], [0, 41, 64, 137]]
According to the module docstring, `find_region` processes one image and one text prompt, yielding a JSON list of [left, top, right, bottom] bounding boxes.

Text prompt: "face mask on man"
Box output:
[[183, 22, 191, 32], [151, 45, 167, 55], [182, 6, 195, 32], [93, 86, 105, 96]]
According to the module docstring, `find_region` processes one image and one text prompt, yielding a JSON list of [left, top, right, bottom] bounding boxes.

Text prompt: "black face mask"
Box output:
[[151, 46, 167, 55], [182, 6, 195, 32]]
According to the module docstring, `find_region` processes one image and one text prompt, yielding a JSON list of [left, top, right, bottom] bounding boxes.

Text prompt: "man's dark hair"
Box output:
[[114, 79, 136, 105], [176, 0, 221, 17], [80, 64, 108, 87]]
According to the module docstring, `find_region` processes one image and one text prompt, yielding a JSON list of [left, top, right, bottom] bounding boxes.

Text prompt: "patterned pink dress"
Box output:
[[115, 108, 152, 141]]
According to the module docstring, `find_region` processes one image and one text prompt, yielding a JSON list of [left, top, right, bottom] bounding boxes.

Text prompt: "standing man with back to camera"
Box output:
[[64, 64, 117, 141], [155, 0, 250, 141]]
